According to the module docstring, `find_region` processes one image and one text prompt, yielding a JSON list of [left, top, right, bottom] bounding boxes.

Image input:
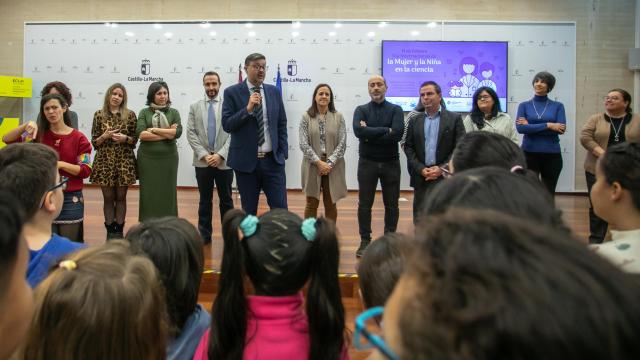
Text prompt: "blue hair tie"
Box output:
[[239, 215, 259, 237], [301, 218, 317, 241]]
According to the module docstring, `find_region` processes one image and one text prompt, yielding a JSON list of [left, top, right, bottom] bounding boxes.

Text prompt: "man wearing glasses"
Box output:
[[222, 53, 288, 215], [404, 81, 465, 224], [0, 143, 84, 287]]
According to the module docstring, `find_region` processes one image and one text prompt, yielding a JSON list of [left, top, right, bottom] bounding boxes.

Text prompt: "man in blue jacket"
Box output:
[[222, 53, 288, 215]]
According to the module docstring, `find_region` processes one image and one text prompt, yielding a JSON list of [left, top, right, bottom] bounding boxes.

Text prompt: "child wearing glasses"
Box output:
[[0, 143, 84, 287], [193, 209, 349, 360], [356, 210, 640, 359]]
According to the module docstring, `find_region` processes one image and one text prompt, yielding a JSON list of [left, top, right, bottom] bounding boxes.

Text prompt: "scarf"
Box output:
[[149, 103, 170, 129]]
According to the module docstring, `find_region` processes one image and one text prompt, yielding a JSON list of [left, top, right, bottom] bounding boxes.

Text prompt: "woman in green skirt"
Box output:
[[136, 81, 182, 221]]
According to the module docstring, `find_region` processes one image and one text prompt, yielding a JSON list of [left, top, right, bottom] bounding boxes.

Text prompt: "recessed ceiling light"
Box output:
[[164, 32, 173, 38], [334, 22, 342, 28], [248, 31, 256, 37], [153, 24, 162, 29], [329, 31, 337, 37], [367, 31, 376, 37]]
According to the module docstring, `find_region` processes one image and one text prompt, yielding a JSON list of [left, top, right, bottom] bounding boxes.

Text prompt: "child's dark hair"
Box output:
[[125, 217, 204, 336], [0, 190, 26, 296], [423, 167, 569, 234], [0, 143, 58, 219], [452, 132, 526, 173], [398, 209, 640, 360], [600, 142, 640, 210], [209, 208, 345, 360], [357, 232, 413, 309]]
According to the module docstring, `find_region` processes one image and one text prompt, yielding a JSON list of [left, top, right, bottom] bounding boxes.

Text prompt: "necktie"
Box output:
[[253, 87, 265, 146], [207, 100, 216, 149]]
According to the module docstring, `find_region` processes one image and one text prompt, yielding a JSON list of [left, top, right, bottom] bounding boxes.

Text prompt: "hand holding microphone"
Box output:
[[246, 87, 262, 113]]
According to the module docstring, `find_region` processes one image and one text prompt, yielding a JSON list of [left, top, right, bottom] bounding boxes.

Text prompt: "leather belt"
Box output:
[[257, 151, 273, 159]]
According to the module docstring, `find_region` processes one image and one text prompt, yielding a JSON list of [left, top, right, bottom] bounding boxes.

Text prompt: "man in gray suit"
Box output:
[[187, 71, 234, 245]]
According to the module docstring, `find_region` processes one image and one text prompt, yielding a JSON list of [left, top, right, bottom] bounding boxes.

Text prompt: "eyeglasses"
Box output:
[[354, 306, 400, 360], [477, 95, 492, 101], [603, 96, 621, 101], [249, 64, 266, 71], [38, 176, 68, 208]]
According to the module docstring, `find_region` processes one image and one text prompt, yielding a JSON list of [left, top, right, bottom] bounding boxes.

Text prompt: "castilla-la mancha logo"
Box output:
[[141, 59, 151, 75], [287, 60, 297, 76]]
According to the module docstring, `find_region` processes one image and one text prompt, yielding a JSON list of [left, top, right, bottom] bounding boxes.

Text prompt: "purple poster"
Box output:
[[382, 41, 508, 112]]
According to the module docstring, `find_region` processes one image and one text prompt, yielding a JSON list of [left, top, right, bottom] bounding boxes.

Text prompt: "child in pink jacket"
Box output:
[[193, 209, 349, 360]]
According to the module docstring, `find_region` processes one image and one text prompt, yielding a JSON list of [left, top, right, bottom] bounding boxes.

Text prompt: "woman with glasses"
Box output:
[[2, 94, 92, 242], [90, 83, 138, 240], [299, 83, 347, 223], [463, 86, 518, 143], [136, 81, 182, 221], [580, 89, 640, 244], [355, 211, 640, 359], [516, 71, 566, 194]]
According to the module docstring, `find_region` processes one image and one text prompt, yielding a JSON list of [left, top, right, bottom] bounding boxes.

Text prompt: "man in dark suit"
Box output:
[[187, 71, 233, 244], [222, 53, 288, 215], [405, 80, 466, 223]]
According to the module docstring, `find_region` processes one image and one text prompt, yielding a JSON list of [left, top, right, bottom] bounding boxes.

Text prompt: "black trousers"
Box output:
[[195, 166, 234, 244], [357, 158, 400, 241], [412, 177, 443, 225], [585, 171, 608, 244], [524, 151, 563, 194]]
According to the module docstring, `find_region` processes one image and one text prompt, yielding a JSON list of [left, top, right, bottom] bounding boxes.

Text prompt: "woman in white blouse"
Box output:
[[463, 86, 518, 144], [299, 83, 347, 223]]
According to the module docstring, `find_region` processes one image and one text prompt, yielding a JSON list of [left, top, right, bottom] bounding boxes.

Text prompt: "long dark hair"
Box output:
[[209, 209, 345, 360], [36, 93, 73, 143], [307, 83, 336, 118], [469, 86, 501, 129], [125, 217, 204, 336]]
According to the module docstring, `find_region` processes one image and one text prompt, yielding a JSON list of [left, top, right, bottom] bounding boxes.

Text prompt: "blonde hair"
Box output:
[[22, 241, 168, 360], [101, 83, 130, 120]]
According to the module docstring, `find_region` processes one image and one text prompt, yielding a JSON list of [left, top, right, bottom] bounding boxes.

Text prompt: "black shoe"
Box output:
[[356, 239, 371, 258], [113, 222, 125, 239], [105, 222, 118, 241]]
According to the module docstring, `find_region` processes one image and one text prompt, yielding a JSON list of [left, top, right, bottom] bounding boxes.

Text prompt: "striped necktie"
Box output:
[[253, 87, 265, 146]]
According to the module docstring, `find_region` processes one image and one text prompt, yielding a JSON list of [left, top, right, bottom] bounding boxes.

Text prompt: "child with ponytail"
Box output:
[[193, 208, 348, 360]]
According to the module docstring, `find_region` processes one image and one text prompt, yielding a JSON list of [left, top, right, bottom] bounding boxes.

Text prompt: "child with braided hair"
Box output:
[[193, 208, 349, 360]]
